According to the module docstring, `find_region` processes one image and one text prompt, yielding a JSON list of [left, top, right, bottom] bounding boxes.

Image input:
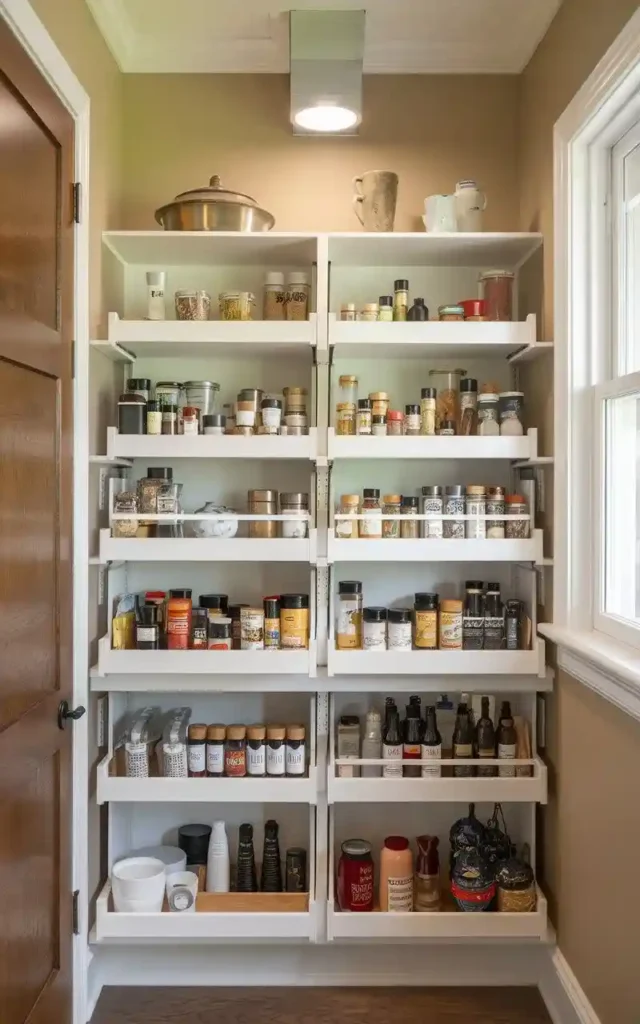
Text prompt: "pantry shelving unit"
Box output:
[[85, 229, 553, 988]]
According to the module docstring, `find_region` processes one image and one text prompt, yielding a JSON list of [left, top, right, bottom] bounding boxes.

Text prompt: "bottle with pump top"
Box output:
[[421, 705, 442, 778], [382, 698, 403, 779], [452, 701, 474, 777], [475, 696, 497, 777], [261, 819, 283, 892], [236, 822, 258, 893], [497, 701, 517, 777], [403, 696, 423, 778]]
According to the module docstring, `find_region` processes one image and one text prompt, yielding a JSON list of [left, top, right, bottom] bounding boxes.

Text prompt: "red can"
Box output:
[[337, 839, 374, 912], [459, 298, 486, 321]]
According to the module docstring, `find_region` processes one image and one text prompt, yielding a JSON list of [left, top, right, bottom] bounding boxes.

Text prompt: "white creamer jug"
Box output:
[[454, 180, 486, 232]]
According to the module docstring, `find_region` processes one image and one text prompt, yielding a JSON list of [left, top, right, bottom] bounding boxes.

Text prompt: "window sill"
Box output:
[[538, 623, 640, 724]]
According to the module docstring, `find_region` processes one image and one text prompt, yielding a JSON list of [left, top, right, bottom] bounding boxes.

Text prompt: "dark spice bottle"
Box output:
[[452, 701, 474, 777], [136, 602, 159, 650], [286, 848, 307, 893], [407, 297, 429, 321], [224, 725, 247, 777], [403, 696, 423, 778], [463, 580, 484, 651], [228, 603, 249, 650], [236, 822, 258, 893], [261, 819, 283, 892], [187, 723, 207, 777], [206, 724, 226, 777], [190, 608, 208, 649], [483, 582, 504, 650], [505, 599, 522, 650], [475, 696, 497, 777], [497, 701, 517, 777], [383, 698, 403, 779], [118, 392, 146, 435]]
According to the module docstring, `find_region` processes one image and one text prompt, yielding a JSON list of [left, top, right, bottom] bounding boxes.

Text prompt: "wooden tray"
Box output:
[[194, 891, 308, 913]]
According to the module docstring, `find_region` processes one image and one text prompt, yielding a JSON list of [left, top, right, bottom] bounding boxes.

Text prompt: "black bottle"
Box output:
[[403, 696, 423, 778], [135, 601, 159, 650], [497, 701, 517, 778], [236, 822, 258, 892], [407, 297, 429, 321], [382, 699, 403, 779], [483, 582, 504, 650], [421, 705, 442, 778], [505, 600, 522, 650], [475, 696, 497, 777], [260, 819, 283, 892], [452, 701, 474, 777]]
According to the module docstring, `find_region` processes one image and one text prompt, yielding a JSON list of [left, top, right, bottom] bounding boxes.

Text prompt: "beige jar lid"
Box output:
[[286, 724, 306, 740], [283, 387, 307, 395], [207, 724, 226, 741], [440, 599, 463, 612], [247, 724, 266, 740], [188, 723, 207, 742], [242, 606, 264, 617], [466, 485, 486, 496], [336, 402, 356, 412], [383, 494, 402, 504], [267, 724, 286, 740], [339, 375, 358, 385], [226, 724, 247, 741], [369, 391, 389, 400], [340, 494, 360, 505]]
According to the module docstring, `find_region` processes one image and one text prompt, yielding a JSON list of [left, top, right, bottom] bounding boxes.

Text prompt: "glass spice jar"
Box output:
[[443, 485, 465, 539], [386, 410, 404, 436], [338, 839, 374, 912], [225, 725, 247, 777], [356, 399, 372, 435], [285, 272, 309, 321], [264, 597, 281, 650], [439, 599, 463, 649], [190, 607, 208, 649], [428, 368, 466, 431], [182, 405, 199, 435], [477, 392, 500, 436], [360, 303, 379, 322], [465, 485, 487, 539], [372, 415, 387, 436], [378, 295, 394, 321], [337, 403, 356, 436], [340, 303, 356, 321], [336, 494, 360, 539], [393, 279, 409, 322], [487, 486, 506, 539], [414, 593, 438, 650], [438, 305, 465, 321], [480, 270, 514, 321], [146, 400, 162, 436], [240, 606, 265, 650], [387, 608, 412, 650], [246, 724, 266, 776], [263, 271, 285, 320], [439, 420, 456, 436], [279, 594, 309, 649], [505, 494, 530, 538], [369, 392, 390, 419], [420, 485, 443, 539], [337, 581, 363, 650], [401, 496, 419, 538], [206, 724, 226, 777], [285, 725, 306, 776], [382, 494, 402, 539], [187, 724, 207, 777], [266, 725, 286, 777], [420, 388, 436, 436], [162, 405, 178, 435], [404, 405, 421, 436], [459, 378, 478, 436], [363, 607, 387, 650], [338, 375, 358, 407], [359, 489, 382, 538]]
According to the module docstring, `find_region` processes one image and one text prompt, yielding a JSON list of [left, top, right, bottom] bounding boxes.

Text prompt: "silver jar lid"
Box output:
[[445, 485, 465, 497], [280, 493, 309, 506], [248, 489, 278, 501], [183, 380, 220, 391], [421, 486, 442, 497]]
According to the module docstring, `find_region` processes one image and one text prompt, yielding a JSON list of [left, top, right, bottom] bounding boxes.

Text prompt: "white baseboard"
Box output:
[[539, 948, 602, 1024]]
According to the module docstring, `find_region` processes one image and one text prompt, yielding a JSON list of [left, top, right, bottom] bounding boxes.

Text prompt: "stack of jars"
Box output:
[[222, 386, 309, 436]]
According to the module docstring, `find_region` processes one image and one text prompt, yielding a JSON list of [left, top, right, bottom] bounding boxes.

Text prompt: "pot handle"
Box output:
[[352, 176, 364, 225]]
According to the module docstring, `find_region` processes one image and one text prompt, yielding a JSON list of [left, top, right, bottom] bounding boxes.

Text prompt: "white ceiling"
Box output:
[[87, 0, 562, 74]]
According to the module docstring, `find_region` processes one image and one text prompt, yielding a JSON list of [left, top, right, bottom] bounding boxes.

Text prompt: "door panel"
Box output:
[[0, 13, 74, 1024]]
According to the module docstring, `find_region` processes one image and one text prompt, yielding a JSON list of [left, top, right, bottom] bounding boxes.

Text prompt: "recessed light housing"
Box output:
[[290, 10, 365, 136]]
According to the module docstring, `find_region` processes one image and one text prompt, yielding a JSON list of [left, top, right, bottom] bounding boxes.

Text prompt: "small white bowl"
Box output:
[[134, 845, 186, 879], [111, 856, 165, 912]]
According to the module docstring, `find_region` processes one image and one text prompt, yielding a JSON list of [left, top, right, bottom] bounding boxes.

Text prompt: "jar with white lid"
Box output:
[[285, 272, 309, 321], [263, 271, 285, 321]]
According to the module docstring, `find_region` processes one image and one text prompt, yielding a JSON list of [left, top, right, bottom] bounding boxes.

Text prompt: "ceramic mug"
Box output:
[[352, 170, 399, 232], [422, 194, 458, 233], [454, 180, 487, 232]]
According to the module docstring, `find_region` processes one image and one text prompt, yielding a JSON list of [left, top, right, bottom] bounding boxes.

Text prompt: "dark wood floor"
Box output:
[[93, 986, 551, 1023]]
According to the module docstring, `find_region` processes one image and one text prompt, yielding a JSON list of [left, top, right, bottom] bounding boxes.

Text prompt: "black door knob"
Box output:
[[58, 701, 86, 730]]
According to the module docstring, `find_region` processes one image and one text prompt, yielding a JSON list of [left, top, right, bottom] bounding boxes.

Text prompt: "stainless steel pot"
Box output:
[[155, 174, 275, 232]]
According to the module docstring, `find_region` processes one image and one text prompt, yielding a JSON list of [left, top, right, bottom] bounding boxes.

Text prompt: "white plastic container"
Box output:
[[206, 820, 230, 893], [166, 870, 199, 913], [111, 856, 166, 912]]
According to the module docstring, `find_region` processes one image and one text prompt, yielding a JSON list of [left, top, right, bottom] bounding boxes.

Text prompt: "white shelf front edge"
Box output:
[[327, 530, 543, 564], [329, 314, 536, 359], [327, 639, 546, 677], [105, 311, 317, 354], [328, 429, 537, 461], [96, 636, 317, 677], [107, 426, 318, 461], [99, 529, 317, 564]]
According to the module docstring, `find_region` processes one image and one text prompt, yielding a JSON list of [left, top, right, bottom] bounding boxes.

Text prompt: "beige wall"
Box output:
[[519, 3, 640, 1022], [121, 74, 520, 233]]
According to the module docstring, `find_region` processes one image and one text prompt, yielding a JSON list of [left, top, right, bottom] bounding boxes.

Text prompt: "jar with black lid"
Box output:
[[387, 607, 412, 650], [266, 725, 286, 776], [505, 599, 523, 650], [126, 378, 151, 401], [264, 597, 281, 650], [228, 603, 249, 650], [463, 580, 485, 651], [247, 725, 267, 776], [146, 400, 162, 436], [200, 593, 229, 616], [363, 606, 387, 650], [401, 496, 419, 538], [162, 404, 179, 435], [280, 593, 309, 649], [190, 607, 208, 649], [118, 392, 146, 435], [414, 593, 438, 650], [404, 404, 421, 436], [208, 616, 232, 650], [136, 603, 159, 650], [286, 725, 306, 776], [286, 848, 307, 892]]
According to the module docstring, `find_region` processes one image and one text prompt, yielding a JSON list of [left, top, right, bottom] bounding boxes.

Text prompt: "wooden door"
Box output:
[[0, 15, 75, 1024]]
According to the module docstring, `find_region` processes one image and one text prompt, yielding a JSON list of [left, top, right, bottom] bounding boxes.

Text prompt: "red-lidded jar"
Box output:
[[337, 839, 374, 912], [386, 409, 404, 437], [459, 298, 486, 321]]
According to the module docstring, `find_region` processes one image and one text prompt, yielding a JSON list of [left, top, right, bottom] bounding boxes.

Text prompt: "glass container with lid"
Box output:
[[420, 485, 443, 539], [336, 494, 359, 539], [337, 581, 363, 650], [155, 381, 182, 409], [382, 494, 402, 539], [401, 496, 419, 538], [338, 375, 358, 408], [183, 381, 220, 419], [428, 368, 466, 431], [359, 489, 382, 539], [480, 270, 514, 321], [338, 839, 374, 912], [443, 484, 465, 539]]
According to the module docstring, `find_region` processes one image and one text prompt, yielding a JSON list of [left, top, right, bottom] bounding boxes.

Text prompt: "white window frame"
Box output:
[[542, 7, 640, 723]]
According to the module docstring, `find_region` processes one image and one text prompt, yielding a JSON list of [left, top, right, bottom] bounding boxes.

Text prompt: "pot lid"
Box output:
[[167, 174, 260, 208]]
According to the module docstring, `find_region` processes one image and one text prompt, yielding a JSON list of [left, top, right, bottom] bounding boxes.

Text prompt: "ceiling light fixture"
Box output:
[[290, 10, 365, 136]]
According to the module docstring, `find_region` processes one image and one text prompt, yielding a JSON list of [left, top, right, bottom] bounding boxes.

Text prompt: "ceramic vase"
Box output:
[[352, 170, 399, 232]]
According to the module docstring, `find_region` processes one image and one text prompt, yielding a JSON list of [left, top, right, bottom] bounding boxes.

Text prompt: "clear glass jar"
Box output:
[[337, 403, 356, 436], [339, 375, 358, 408], [138, 467, 174, 515], [459, 378, 478, 436], [439, 600, 463, 649], [359, 489, 382, 538], [183, 381, 220, 420], [404, 405, 421, 436], [382, 494, 402, 539], [428, 368, 466, 432], [369, 392, 389, 419], [285, 273, 309, 321], [357, 399, 372, 435], [182, 405, 199, 435], [175, 289, 211, 321], [480, 270, 514, 321], [336, 494, 359, 539], [155, 381, 182, 409], [386, 410, 404, 436], [372, 415, 387, 436], [420, 388, 436, 436], [336, 580, 363, 650], [401, 496, 419, 538], [387, 608, 412, 649], [421, 486, 443, 539], [443, 485, 465, 539], [499, 391, 524, 435], [263, 272, 285, 320], [378, 296, 393, 321], [487, 486, 506, 539], [438, 304, 465, 321], [280, 493, 309, 538], [505, 495, 529, 538], [477, 392, 500, 436], [360, 303, 379, 322], [363, 607, 387, 650], [340, 303, 356, 321], [219, 291, 254, 321], [465, 486, 486, 539]]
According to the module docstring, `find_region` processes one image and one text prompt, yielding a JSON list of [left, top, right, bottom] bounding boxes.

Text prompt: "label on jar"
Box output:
[[465, 500, 486, 539], [336, 516, 356, 539], [286, 743, 306, 776], [439, 612, 462, 649], [487, 499, 505, 538], [420, 400, 436, 436], [337, 600, 362, 648], [388, 620, 411, 650], [280, 608, 308, 649], [462, 615, 484, 650], [498, 743, 517, 777], [423, 499, 443, 538], [241, 612, 264, 650], [415, 610, 437, 649], [363, 620, 386, 650], [267, 743, 285, 775], [247, 744, 266, 775], [264, 618, 280, 649], [382, 743, 403, 778], [453, 742, 474, 777], [225, 748, 246, 777], [188, 744, 206, 775], [136, 626, 157, 644], [207, 742, 224, 776], [183, 419, 199, 435], [405, 413, 420, 433], [387, 874, 413, 912], [357, 411, 372, 434], [484, 617, 504, 649], [359, 509, 382, 538], [125, 741, 149, 778], [421, 743, 442, 777]]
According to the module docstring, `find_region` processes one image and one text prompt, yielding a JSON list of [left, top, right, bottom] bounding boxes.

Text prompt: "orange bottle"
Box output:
[[166, 588, 192, 650], [379, 835, 413, 912]]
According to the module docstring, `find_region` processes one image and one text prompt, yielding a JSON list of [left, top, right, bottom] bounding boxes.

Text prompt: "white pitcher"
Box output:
[[454, 180, 486, 232], [422, 194, 457, 233]]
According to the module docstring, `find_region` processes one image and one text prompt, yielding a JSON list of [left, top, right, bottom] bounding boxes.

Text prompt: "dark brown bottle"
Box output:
[[452, 701, 474, 777], [497, 701, 517, 778], [475, 696, 496, 777], [236, 822, 258, 893], [260, 819, 282, 892], [403, 696, 422, 778], [407, 297, 428, 321]]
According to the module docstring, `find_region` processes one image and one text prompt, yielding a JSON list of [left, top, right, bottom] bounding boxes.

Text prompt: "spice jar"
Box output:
[[369, 392, 390, 419], [336, 494, 359, 539], [477, 392, 500, 436], [372, 415, 386, 436], [166, 589, 192, 650], [138, 467, 174, 515], [480, 270, 514, 321], [241, 606, 265, 650], [404, 404, 421, 436], [261, 398, 282, 431], [337, 716, 361, 777], [112, 491, 138, 538], [414, 593, 438, 650], [248, 489, 278, 539], [207, 724, 226, 777], [155, 381, 182, 410], [200, 593, 229, 617], [499, 391, 524, 435], [378, 295, 393, 321], [340, 303, 356, 321], [428, 368, 466, 431], [459, 378, 478, 435], [283, 387, 307, 416], [280, 594, 309, 649], [207, 617, 232, 650], [219, 291, 254, 321], [162, 404, 178, 435], [225, 725, 247, 777], [286, 725, 306, 776], [338, 839, 374, 912], [146, 271, 166, 320], [136, 603, 159, 650], [203, 413, 225, 435], [465, 485, 487, 539], [420, 388, 436, 436], [463, 581, 484, 651], [118, 392, 146, 435], [263, 271, 285, 320], [175, 289, 211, 321], [338, 375, 358, 407], [420, 485, 443, 539], [505, 494, 529, 538], [357, 399, 372, 435], [228, 604, 249, 651], [386, 410, 404, 436], [285, 272, 309, 320], [438, 305, 465, 321], [443, 484, 465, 539], [439, 420, 456, 436], [337, 581, 363, 650], [360, 303, 379, 322], [401, 496, 419, 538], [487, 486, 506, 539], [382, 494, 402, 539], [264, 596, 281, 650], [337, 403, 356, 436], [182, 405, 199, 435], [439, 599, 463, 649], [266, 725, 286, 776], [460, 299, 486, 321], [393, 279, 409, 322], [145, 400, 162, 436], [363, 607, 387, 650], [387, 608, 412, 650], [236, 401, 256, 429], [190, 607, 208, 649], [359, 489, 382, 538], [280, 492, 309, 538], [126, 377, 151, 402], [188, 724, 207, 777], [247, 725, 267, 776]]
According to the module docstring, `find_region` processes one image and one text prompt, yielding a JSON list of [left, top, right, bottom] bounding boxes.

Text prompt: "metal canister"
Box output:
[[183, 381, 220, 419], [237, 388, 264, 427], [280, 492, 309, 538], [420, 485, 443, 539], [248, 488, 278, 538]]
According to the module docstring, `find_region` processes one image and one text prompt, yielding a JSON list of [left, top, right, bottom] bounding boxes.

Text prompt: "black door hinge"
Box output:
[[72, 890, 79, 934], [72, 182, 81, 225]]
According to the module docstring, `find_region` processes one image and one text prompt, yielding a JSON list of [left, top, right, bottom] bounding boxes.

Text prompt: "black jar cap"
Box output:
[[387, 607, 412, 623], [118, 392, 146, 404], [363, 606, 387, 622], [169, 588, 192, 599], [138, 603, 159, 625], [264, 597, 280, 618], [401, 495, 419, 508], [202, 413, 225, 426], [421, 387, 437, 399], [465, 580, 484, 590], [146, 467, 173, 480], [394, 279, 409, 290], [280, 593, 309, 609], [379, 295, 393, 305], [199, 593, 229, 611], [460, 378, 478, 392], [209, 619, 231, 637], [339, 581, 362, 595], [405, 404, 420, 414], [127, 378, 151, 390], [415, 593, 438, 610], [358, 398, 371, 409], [363, 488, 380, 499]]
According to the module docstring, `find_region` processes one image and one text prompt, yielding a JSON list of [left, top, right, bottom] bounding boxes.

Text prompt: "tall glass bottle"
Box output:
[[361, 707, 382, 778], [452, 701, 474, 778], [236, 822, 258, 892], [497, 701, 517, 778], [382, 700, 403, 779], [403, 696, 423, 778], [421, 705, 442, 778], [475, 695, 496, 777]]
